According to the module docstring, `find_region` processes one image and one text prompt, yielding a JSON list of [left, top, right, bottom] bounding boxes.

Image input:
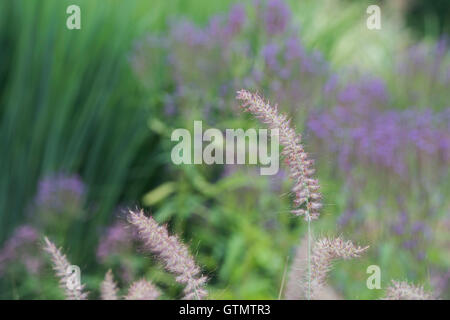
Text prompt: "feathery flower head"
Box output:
[[236, 89, 321, 220], [42, 236, 88, 300], [384, 280, 433, 300], [285, 237, 341, 300], [309, 237, 368, 299], [125, 279, 160, 300], [101, 269, 119, 300], [128, 209, 207, 300]]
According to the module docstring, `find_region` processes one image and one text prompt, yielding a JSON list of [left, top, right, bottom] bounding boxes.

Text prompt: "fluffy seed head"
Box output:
[[128, 209, 207, 300], [285, 236, 341, 300], [101, 269, 119, 300], [125, 279, 160, 300], [236, 89, 321, 221], [42, 236, 88, 300], [384, 280, 434, 300], [309, 237, 368, 299]]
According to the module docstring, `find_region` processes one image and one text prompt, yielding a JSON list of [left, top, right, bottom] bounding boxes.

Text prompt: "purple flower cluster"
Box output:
[[306, 46, 449, 260], [262, 0, 290, 35], [308, 76, 450, 176], [132, 0, 330, 122], [170, 4, 246, 48], [129, 0, 449, 279], [258, 35, 329, 115], [35, 173, 85, 212], [132, 0, 450, 182], [0, 225, 41, 275], [395, 38, 450, 110], [337, 209, 357, 227], [391, 209, 430, 260], [97, 221, 134, 263]]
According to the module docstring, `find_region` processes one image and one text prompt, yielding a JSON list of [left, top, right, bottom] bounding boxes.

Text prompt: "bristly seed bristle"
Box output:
[[125, 279, 160, 300], [384, 280, 433, 300], [128, 209, 208, 300], [308, 237, 368, 299], [101, 269, 119, 300], [236, 89, 321, 221], [42, 236, 88, 300]]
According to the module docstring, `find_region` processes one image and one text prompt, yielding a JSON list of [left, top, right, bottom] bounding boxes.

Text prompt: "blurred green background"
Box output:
[[0, 0, 448, 299]]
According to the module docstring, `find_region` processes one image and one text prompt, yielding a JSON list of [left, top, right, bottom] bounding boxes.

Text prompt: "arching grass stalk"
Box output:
[[236, 89, 321, 300], [307, 217, 311, 300], [128, 209, 208, 300]]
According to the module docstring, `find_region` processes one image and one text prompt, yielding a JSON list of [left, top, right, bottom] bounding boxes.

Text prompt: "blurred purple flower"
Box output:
[[308, 78, 449, 177], [262, 43, 280, 71], [392, 210, 410, 234], [284, 36, 303, 61], [416, 251, 426, 261], [164, 94, 177, 116], [264, 0, 290, 35], [338, 210, 357, 227], [269, 168, 286, 192], [36, 173, 85, 212], [402, 239, 418, 250], [97, 221, 133, 263], [170, 20, 207, 47], [324, 74, 338, 95], [0, 225, 40, 275], [226, 4, 246, 35], [411, 221, 426, 234]]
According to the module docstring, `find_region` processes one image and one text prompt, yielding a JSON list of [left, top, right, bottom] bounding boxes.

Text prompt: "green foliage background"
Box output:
[[0, 0, 448, 299]]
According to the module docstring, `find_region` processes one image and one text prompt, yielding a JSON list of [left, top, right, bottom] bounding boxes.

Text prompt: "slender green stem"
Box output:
[[278, 255, 289, 300], [307, 217, 311, 300]]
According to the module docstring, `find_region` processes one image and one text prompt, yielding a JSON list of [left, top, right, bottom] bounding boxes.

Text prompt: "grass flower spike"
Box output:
[[125, 279, 160, 300], [308, 237, 368, 299], [285, 237, 341, 300], [236, 89, 321, 221], [237, 89, 323, 299], [384, 280, 433, 300], [128, 209, 207, 300], [101, 269, 119, 300], [42, 236, 88, 300]]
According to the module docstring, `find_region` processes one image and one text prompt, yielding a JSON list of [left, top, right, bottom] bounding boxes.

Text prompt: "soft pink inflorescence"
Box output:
[[125, 279, 160, 300], [42, 236, 88, 300], [384, 280, 433, 300], [309, 237, 368, 299], [236, 89, 321, 220], [128, 209, 207, 300], [101, 269, 119, 300], [285, 236, 341, 300]]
